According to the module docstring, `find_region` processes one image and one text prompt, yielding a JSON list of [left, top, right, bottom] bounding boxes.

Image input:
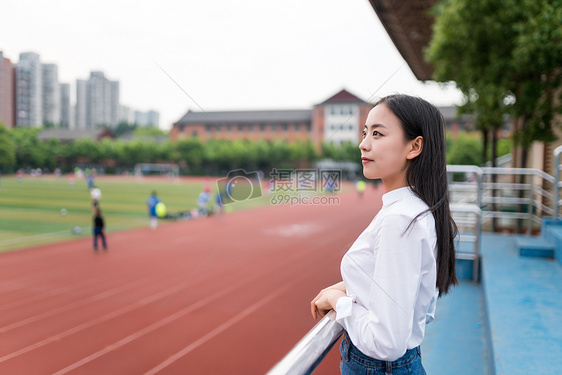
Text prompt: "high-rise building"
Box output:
[[59, 83, 72, 128], [16, 52, 42, 127], [75, 71, 119, 129], [119, 105, 134, 124], [42, 63, 60, 127], [0, 51, 15, 128], [110, 81, 119, 127], [134, 109, 160, 127], [75, 79, 88, 129], [146, 110, 159, 128]]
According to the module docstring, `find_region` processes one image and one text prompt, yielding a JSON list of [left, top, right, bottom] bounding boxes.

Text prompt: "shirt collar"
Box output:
[[382, 186, 415, 206]]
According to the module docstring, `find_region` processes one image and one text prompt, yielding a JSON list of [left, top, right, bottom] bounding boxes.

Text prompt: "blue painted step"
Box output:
[[481, 233, 562, 374], [544, 225, 562, 265], [514, 235, 554, 258], [455, 237, 480, 280]]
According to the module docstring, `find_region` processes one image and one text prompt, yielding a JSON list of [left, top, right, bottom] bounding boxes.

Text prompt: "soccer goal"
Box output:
[[134, 163, 180, 177]]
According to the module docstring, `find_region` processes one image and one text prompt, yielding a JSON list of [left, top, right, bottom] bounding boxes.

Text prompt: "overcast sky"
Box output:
[[1, 0, 463, 130]]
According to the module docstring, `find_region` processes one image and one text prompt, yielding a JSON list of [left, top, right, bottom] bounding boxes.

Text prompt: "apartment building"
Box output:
[[0, 51, 14, 128]]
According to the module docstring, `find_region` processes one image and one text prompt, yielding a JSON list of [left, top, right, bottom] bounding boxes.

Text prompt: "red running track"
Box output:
[[0, 184, 384, 374]]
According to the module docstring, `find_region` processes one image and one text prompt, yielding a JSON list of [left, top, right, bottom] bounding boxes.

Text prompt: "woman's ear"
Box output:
[[406, 136, 423, 160]]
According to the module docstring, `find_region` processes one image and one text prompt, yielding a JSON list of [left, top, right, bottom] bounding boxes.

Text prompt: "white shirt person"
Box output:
[[311, 94, 458, 374], [336, 186, 438, 361]]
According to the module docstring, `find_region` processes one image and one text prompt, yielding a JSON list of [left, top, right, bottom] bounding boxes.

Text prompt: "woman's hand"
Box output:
[[311, 282, 347, 320], [326, 281, 346, 293]]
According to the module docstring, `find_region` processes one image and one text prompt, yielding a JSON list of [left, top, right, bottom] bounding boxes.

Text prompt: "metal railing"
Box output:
[[269, 148, 562, 374], [447, 164, 483, 282], [447, 165, 557, 234], [554, 145, 562, 218], [267, 310, 343, 375]]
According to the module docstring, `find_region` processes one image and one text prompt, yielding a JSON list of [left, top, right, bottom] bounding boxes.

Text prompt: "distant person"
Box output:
[[147, 191, 161, 229], [214, 192, 224, 216], [17, 169, 23, 182], [203, 177, 211, 193], [93, 207, 107, 252], [355, 180, 367, 199], [311, 94, 457, 375], [87, 174, 95, 190], [68, 171, 75, 186], [90, 186, 102, 212], [197, 188, 211, 216]]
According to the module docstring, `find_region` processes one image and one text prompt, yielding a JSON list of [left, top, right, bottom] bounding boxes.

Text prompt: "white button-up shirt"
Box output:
[[336, 186, 438, 361]]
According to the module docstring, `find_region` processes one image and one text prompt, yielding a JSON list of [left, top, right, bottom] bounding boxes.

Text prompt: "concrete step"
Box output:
[[513, 235, 554, 258], [481, 233, 562, 374], [544, 225, 562, 265], [422, 281, 489, 375]]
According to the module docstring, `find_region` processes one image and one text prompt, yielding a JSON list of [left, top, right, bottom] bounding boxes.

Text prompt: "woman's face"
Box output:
[[359, 103, 421, 191]]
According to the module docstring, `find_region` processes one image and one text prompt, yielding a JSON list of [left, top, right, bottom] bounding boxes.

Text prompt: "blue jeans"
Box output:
[[340, 332, 426, 375], [93, 227, 107, 250]]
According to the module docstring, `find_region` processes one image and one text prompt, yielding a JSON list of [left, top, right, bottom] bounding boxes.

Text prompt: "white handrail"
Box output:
[[267, 310, 343, 375]]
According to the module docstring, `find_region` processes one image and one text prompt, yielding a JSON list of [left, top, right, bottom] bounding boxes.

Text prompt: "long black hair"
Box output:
[[376, 94, 458, 296]]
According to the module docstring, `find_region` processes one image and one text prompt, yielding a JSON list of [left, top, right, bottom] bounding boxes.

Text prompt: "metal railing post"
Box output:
[[476, 170, 483, 281], [477, 169, 483, 210], [528, 173, 534, 234], [554, 146, 562, 219]]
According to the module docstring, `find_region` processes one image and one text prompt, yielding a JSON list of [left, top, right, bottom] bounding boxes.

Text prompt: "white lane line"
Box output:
[[144, 280, 297, 375], [51, 274, 265, 375], [0, 269, 139, 313], [0, 279, 146, 333], [0, 287, 170, 363], [0, 239, 313, 366], [263, 222, 324, 238], [0, 278, 96, 312]]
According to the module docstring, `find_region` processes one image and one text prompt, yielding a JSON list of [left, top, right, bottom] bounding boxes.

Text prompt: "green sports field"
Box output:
[[0, 175, 270, 253]]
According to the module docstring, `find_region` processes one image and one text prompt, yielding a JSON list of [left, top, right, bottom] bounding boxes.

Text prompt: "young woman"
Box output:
[[311, 94, 457, 374]]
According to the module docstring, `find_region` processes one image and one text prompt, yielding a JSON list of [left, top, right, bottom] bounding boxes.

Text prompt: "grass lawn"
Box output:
[[0, 175, 272, 253]]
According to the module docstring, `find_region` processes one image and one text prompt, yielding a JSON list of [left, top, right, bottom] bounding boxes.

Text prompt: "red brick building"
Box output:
[[170, 108, 312, 143], [312, 89, 372, 149], [170, 89, 372, 150]]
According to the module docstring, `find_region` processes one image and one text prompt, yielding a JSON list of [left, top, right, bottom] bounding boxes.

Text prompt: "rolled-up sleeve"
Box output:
[[335, 294, 356, 320]]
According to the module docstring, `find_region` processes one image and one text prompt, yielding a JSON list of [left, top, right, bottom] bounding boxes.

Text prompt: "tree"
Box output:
[[446, 133, 482, 165], [508, 0, 562, 168], [427, 0, 561, 233], [426, 0, 512, 167], [41, 138, 63, 170], [176, 137, 205, 173], [0, 124, 16, 170], [426, 0, 562, 168], [133, 127, 166, 137], [71, 138, 102, 163], [113, 121, 137, 137], [11, 127, 46, 168]]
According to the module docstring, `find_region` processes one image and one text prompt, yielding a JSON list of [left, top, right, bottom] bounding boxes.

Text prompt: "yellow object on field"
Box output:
[[356, 180, 367, 192], [155, 202, 167, 217]]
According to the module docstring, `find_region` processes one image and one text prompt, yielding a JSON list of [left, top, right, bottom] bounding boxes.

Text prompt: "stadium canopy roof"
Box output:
[[368, 0, 437, 81]]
